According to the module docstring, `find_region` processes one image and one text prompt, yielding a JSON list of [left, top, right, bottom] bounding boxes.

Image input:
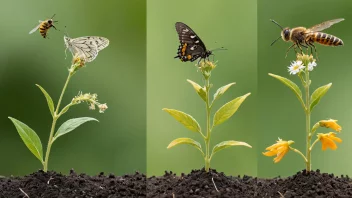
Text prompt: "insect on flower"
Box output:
[[174, 22, 226, 64], [64, 35, 109, 62], [270, 18, 344, 57], [29, 14, 58, 38]]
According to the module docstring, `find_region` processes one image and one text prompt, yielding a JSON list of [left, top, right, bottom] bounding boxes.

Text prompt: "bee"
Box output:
[[29, 14, 58, 38], [270, 18, 344, 58]]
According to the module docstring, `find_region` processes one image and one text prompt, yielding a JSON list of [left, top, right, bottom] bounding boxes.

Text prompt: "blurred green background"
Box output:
[[147, 0, 257, 176], [258, 0, 352, 178], [0, 0, 146, 176]]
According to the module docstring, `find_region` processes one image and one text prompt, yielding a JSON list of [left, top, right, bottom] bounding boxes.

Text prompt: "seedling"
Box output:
[[263, 53, 342, 171], [9, 54, 108, 172], [164, 60, 252, 172]]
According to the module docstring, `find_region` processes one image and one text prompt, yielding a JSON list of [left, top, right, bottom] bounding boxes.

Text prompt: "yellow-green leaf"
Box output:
[[163, 108, 201, 132], [269, 73, 304, 106], [310, 83, 332, 111], [36, 84, 55, 117], [167, 137, 203, 155], [212, 140, 252, 156], [53, 117, 98, 142], [213, 82, 236, 102], [213, 93, 250, 127], [8, 117, 43, 163], [187, 79, 206, 102]]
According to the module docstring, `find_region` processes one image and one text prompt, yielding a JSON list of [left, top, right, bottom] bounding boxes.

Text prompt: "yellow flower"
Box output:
[[319, 119, 342, 132], [263, 139, 294, 163], [317, 132, 342, 150]]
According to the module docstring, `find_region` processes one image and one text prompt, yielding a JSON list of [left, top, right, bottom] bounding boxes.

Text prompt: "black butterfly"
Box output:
[[174, 22, 212, 63]]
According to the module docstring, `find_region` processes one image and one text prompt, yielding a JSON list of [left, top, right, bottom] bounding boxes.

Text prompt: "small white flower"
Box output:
[[288, 61, 305, 75], [98, 103, 108, 113], [308, 61, 317, 71]]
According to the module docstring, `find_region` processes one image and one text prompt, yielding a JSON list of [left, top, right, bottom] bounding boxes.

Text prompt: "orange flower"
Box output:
[[319, 119, 341, 132], [263, 139, 294, 163], [317, 132, 342, 150]]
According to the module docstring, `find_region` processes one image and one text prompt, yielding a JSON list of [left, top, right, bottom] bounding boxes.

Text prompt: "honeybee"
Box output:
[[29, 14, 58, 38], [271, 18, 344, 58]]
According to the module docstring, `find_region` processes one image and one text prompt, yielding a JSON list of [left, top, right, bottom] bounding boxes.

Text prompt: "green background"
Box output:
[[258, 0, 352, 178], [147, 0, 257, 176], [0, 0, 146, 176]]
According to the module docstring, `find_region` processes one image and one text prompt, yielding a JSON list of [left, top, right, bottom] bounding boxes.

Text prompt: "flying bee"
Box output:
[[270, 18, 344, 58], [29, 14, 58, 38]]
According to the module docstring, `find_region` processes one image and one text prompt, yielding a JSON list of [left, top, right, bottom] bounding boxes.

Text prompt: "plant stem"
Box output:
[[204, 77, 211, 172], [304, 61, 311, 171], [290, 147, 308, 163], [43, 71, 73, 172]]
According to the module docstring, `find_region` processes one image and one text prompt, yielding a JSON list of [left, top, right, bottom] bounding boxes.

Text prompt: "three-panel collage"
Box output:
[[1, 0, 352, 197]]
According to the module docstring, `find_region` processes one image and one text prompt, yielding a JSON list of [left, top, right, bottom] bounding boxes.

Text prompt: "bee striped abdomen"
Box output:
[[39, 22, 50, 38], [312, 32, 343, 46]]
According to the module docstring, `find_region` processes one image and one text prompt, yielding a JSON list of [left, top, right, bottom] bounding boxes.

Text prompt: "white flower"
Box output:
[[98, 103, 108, 113], [288, 61, 305, 75], [308, 61, 317, 71]]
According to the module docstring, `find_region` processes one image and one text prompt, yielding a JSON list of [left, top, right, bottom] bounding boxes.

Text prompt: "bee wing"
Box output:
[[29, 23, 41, 34], [308, 18, 344, 32]]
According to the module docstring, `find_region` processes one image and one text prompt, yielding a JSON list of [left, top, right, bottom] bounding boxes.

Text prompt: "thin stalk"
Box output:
[[204, 77, 211, 172], [304, 62, 311, 171], [43, 71, 74, 172], [290, 147, 308, 163]]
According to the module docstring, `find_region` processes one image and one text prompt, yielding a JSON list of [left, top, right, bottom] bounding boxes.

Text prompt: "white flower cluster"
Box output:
[[288, 60, 317, 75]]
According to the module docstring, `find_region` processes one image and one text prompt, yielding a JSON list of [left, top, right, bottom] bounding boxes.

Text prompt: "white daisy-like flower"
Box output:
[[308, 61, 317, 71], [288, 61, 305, 75]]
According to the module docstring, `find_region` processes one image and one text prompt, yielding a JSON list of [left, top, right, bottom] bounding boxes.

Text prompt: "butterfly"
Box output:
[[64, 36, 109, 62], [174, 22, 213, 63]]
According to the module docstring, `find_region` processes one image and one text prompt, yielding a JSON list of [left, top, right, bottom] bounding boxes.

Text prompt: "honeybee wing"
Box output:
[[64, 36, 109, 62], [29, 22, 41, 34], [307, 18, 344, 32]]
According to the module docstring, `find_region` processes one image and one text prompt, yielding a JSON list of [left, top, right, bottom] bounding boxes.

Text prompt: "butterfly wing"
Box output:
[[307, 18, 344, 32], [175, 22, 207, 62], [65, 36, 98, 62], [84, 36, 110, 51]]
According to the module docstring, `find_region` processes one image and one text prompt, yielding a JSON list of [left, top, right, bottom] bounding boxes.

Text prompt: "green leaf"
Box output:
[[213, 82, 236, 102], [36, 84, 55, 117], [269, 73, 304, 106], [167, 137, 203, 154], [187, 79, 206, 102], [8, 117, 43, 163], [163, 108, 201, 133], [53, 117, 98, 141], [212, 140, 252, 157], [310, 83, 332, 111], [213, 93, 250, 127]]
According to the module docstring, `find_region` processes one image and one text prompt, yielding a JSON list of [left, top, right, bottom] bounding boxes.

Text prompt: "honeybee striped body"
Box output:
[[271, 18, 344, 58], [29, 14, 57, 38], [306, 32, 343, 46]]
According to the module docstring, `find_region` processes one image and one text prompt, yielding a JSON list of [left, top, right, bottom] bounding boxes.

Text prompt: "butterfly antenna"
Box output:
[[211, 47, 228, 52], [270, 19, 283, 30]]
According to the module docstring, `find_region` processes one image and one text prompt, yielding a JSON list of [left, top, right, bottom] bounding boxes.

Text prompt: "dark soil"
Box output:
[[258, 169, 352, 198], [0, 169, 146, 198], [147, 168, 352, 198], [147, 168, 258, 198]]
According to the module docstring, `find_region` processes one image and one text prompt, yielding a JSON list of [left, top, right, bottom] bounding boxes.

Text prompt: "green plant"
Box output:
[[9, 56, 108, 172], [263, 53, 342, 171], [163, 60, 252, 172]]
